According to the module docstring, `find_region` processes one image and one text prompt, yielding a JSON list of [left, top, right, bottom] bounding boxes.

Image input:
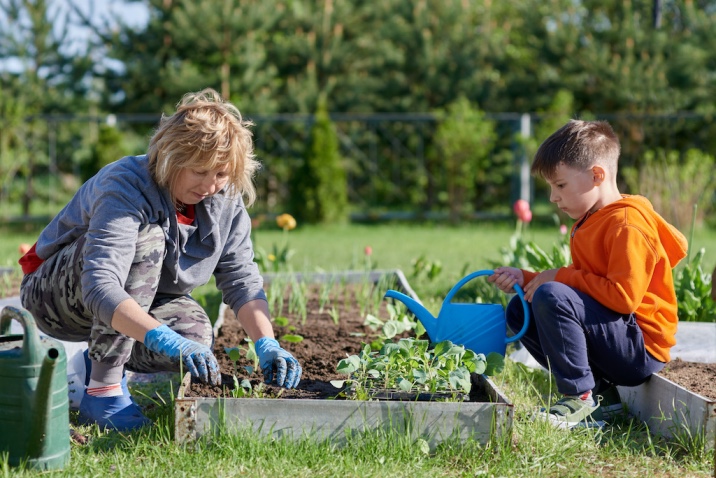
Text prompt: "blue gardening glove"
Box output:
[[254, 337, 302, 389], [144, 325, 221, 386]]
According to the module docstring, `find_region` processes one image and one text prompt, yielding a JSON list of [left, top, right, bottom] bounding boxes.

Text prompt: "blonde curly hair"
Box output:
[[147, 88, 260, 207]]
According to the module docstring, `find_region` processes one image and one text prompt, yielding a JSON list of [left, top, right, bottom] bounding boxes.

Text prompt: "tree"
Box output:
[[289, 97, 348, 224], [433, 97, 496, 223], [0, 0, 92, 216]]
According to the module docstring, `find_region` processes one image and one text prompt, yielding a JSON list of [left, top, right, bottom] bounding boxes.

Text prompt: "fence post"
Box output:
[[519, 113, 532, 203], [511, 113, 533, 207]]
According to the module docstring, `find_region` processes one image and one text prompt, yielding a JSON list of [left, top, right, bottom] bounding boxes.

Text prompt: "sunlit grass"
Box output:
[[1, 221, 714, 476]]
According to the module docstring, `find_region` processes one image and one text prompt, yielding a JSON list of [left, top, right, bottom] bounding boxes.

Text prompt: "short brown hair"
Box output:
[[147, 88, 260, 207], [531, 119, 620, 180]]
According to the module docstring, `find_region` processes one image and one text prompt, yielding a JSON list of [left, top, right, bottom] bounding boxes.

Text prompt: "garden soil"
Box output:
[[184, 283, 716, 402]]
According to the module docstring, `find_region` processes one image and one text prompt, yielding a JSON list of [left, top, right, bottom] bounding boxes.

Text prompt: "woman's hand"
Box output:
[[254, 337, 302, 389], [144, 325, 221, 385]]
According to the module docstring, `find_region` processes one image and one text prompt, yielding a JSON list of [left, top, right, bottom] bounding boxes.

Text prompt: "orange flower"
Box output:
[[364, 246, 373, 256], [276, 213, 297, 231], [19, 243, 31, 255]]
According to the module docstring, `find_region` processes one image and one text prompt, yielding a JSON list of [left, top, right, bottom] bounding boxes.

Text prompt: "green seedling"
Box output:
[[333, 338, 504, 401], [328, 306, 340, 325], [279, 334, 304, 343], [317, 278, 335, 314], [274, 316, 290, 327]]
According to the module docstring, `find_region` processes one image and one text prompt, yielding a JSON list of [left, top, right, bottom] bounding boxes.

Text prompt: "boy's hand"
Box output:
[[488, 267, 524, 294], [522, 269, 559, 302]]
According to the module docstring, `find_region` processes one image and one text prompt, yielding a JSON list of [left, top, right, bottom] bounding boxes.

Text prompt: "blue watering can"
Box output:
[[384, 269, 530, 356]]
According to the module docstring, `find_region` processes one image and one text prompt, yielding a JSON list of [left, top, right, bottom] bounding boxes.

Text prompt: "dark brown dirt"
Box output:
[[186, 283, 406, 400], [660, 358, 716, 400]]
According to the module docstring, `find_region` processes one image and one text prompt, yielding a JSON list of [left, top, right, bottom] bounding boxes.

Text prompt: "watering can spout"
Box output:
[[27, 350, 59, 458], [383, 289, 439, 338]]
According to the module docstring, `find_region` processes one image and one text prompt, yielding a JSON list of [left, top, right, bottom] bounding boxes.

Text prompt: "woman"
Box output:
[[20, 88, 301, 432]]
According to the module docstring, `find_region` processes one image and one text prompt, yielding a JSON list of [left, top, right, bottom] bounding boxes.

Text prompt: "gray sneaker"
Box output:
[[595, 383, 623, 420], [537, 395, 606, 430]]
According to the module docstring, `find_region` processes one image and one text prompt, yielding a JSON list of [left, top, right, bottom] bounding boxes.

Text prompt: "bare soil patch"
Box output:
[[186, 283, 398, 400], [659, 359, 716, 400]]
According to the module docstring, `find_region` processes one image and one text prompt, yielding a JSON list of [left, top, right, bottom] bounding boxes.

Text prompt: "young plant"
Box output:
[[224, 341, 264, 398], [328, 306, 340, 325], [287, 277, 308, 323], [368, 275, 398, 316], [333, 338, 505, 401], [266, 276, 288, 318], [363, 302, 422, 350], [272, 316, 304, 343], [317, 278, 334, 314], [673, 248, 716, 322], [356, 280, 373, 317]]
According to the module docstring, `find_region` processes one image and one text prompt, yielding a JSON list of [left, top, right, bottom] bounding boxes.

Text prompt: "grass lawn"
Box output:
[[1, 220, 715, 476], [251, 220, 716, 294]]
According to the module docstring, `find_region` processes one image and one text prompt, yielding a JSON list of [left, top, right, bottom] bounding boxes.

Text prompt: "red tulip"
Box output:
[[513, 199, 530, 215], [364, 246, 373, 256], [19, 243, 31, 255], [518, 209, 533, 223]]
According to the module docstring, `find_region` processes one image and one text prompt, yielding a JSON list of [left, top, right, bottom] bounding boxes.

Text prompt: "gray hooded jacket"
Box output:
[[34, 155, 265, 325]]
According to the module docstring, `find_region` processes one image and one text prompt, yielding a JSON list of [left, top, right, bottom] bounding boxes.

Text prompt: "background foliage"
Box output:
[[1, 0, 715, 223]]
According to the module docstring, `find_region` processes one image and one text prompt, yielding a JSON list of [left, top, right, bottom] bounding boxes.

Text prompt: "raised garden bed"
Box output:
[[175, 270, 514, 448], [618, 359, 716, 449]]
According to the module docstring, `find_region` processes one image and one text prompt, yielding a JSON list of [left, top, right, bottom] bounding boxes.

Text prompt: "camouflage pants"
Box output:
[[20, 224, 214, 373]]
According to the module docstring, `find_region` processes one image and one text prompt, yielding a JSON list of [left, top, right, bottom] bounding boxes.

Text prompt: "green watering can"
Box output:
[[384, 269, 530, 357], [0, 306, 70, 471]]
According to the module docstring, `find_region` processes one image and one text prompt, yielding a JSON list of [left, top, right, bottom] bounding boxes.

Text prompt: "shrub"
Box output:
[[622, 148, 715, 229], [433, 97, 496, 223], [79, 124, 132, 182], [673, 248, 716, 323], [289, 97, 348, 224]]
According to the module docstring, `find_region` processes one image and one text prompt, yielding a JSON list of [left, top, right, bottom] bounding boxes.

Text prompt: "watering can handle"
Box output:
[[443, 269, 530, 344], [0, 306, 46, 364]]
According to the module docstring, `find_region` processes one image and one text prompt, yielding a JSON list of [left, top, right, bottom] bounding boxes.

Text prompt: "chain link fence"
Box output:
[[2, 112, 714, 224]]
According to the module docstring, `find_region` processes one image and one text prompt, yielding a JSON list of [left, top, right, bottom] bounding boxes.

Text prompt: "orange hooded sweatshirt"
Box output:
[[522, 195, 688, 362]]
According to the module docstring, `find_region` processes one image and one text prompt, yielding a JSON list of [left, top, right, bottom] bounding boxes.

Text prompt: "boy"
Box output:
[[489, 120, 688, 429]]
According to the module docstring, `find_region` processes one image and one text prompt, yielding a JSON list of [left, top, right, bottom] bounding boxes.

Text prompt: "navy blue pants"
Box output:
[[506, 282, 665, 395]]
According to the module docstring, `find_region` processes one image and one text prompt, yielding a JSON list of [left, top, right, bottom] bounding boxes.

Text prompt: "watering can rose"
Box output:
[[276, 213, 297, 231]]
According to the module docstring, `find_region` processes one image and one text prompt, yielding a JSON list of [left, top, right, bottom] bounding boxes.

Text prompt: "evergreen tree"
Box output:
[[290, 97, 348, 224], [433, 97, 496, 223], [0, 0, 93, 215]]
